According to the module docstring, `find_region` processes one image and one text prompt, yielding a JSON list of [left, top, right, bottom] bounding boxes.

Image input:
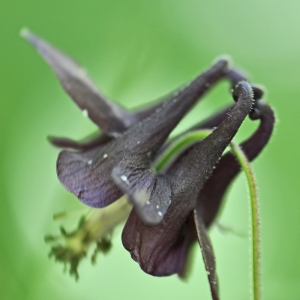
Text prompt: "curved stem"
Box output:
[[230, 141, 261, 300]]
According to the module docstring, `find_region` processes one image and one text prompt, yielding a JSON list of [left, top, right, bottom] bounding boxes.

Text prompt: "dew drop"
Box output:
[[120, 175, 130, 185], [121, 175, 127, 182], [82, 109, 89, 118]]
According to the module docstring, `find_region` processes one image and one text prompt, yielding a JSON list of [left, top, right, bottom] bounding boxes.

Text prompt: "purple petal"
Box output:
[[111, 60, 228, 222], [122, 82, 254, 274], [57, 146, 123, 208], [177, 95, 275, 278], [112, 158, 172, 224], [48, 133, 110, 150], [58, 59, 228, 213], [122, 209, 195, 275], [194, 206, 219, 300], [198, 100, 275, 227], [21, 29, 132, 137]]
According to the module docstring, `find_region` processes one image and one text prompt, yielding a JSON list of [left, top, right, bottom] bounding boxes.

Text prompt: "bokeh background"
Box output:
[[1, 1, 299, 299]]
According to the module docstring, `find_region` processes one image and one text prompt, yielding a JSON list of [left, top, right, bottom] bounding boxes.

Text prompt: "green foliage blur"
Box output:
[[1, 1, 299, 299]]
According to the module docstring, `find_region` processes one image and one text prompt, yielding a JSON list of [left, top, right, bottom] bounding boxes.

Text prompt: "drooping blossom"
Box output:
[[23, 30, 275, 300]]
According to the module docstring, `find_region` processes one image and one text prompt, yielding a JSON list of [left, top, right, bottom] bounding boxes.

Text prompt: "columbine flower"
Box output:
[[118, 81, 253, 296], [23, 30, 275, 299], [22, 29, 229, 223], [122, 87, 275, 298]]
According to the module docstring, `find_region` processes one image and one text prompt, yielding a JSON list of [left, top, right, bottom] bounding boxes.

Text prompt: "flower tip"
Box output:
[[47, 135, 65, 148], [20, 27, 35, 43], [235, 81, 253, 99], [214, 54, 232, 69], [20, 27, 30, 38], [251, 84, 265, 100], [20, 28, 41, 48], [249, 99, 265, 120]]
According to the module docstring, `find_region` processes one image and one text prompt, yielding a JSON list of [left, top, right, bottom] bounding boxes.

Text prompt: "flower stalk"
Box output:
[[230, 141, 261, 300]]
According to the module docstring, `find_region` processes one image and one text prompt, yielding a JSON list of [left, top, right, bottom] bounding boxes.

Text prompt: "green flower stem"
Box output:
[[154, 130, 212, 172], [156, 130, 261, 300], [230, 141, 261, 300]]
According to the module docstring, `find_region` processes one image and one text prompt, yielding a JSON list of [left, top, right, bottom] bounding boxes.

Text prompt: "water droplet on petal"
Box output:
[[82, 109, 89, 118]]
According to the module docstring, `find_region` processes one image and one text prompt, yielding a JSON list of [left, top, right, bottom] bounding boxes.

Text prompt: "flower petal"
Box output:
[[111, 60, 228, 223], [194, 206, 219, 300], [225, 68, 248, 88], [122, 210, 195, 276], [58, 59, 228, 212], [198, 99, 275, 227], [48, 133, 110, 150], [57, 146, 121, 208], [122, 82, 254, 275], [112, 157, 172, 224], [177, 90, 275, 278], [21, 29, 132, 137]]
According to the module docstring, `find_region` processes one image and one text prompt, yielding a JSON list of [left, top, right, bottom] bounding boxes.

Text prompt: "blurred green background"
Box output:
[[1, 1, 299, 299]]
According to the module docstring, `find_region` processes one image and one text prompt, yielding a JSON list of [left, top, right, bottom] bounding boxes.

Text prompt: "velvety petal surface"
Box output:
[[112, 156, 172, 224], [48, 133, 111, 150], [198, 99, 275, 227], [22, 29, 133, 137], [194, 205, 219, 300], [174, 88, 275, 278], [111, 60, 228, 223], [122, 82, 254, 275], [123, 211, 196, 276], [57, 59, 228, 220]]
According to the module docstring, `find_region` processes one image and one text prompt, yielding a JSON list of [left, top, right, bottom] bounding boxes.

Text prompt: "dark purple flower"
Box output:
[[122, 91, 274, 299], [23, 30, 275, 299], [119, 82, 252, 294], [23, 29, 230, 223]]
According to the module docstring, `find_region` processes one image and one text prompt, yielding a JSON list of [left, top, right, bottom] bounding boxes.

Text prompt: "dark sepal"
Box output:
[[112, 156, 172, 224], [21, 29, 133, 137], [48, 133, 111, 150], [58, 59, 228, 216], [122, 208, 195, 276], [122, 82, 254, 275], [194, 205, 219, 300], [176, 88, 275, 279], [199, 100, 275, 227], [57, 145, 123, 208]]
